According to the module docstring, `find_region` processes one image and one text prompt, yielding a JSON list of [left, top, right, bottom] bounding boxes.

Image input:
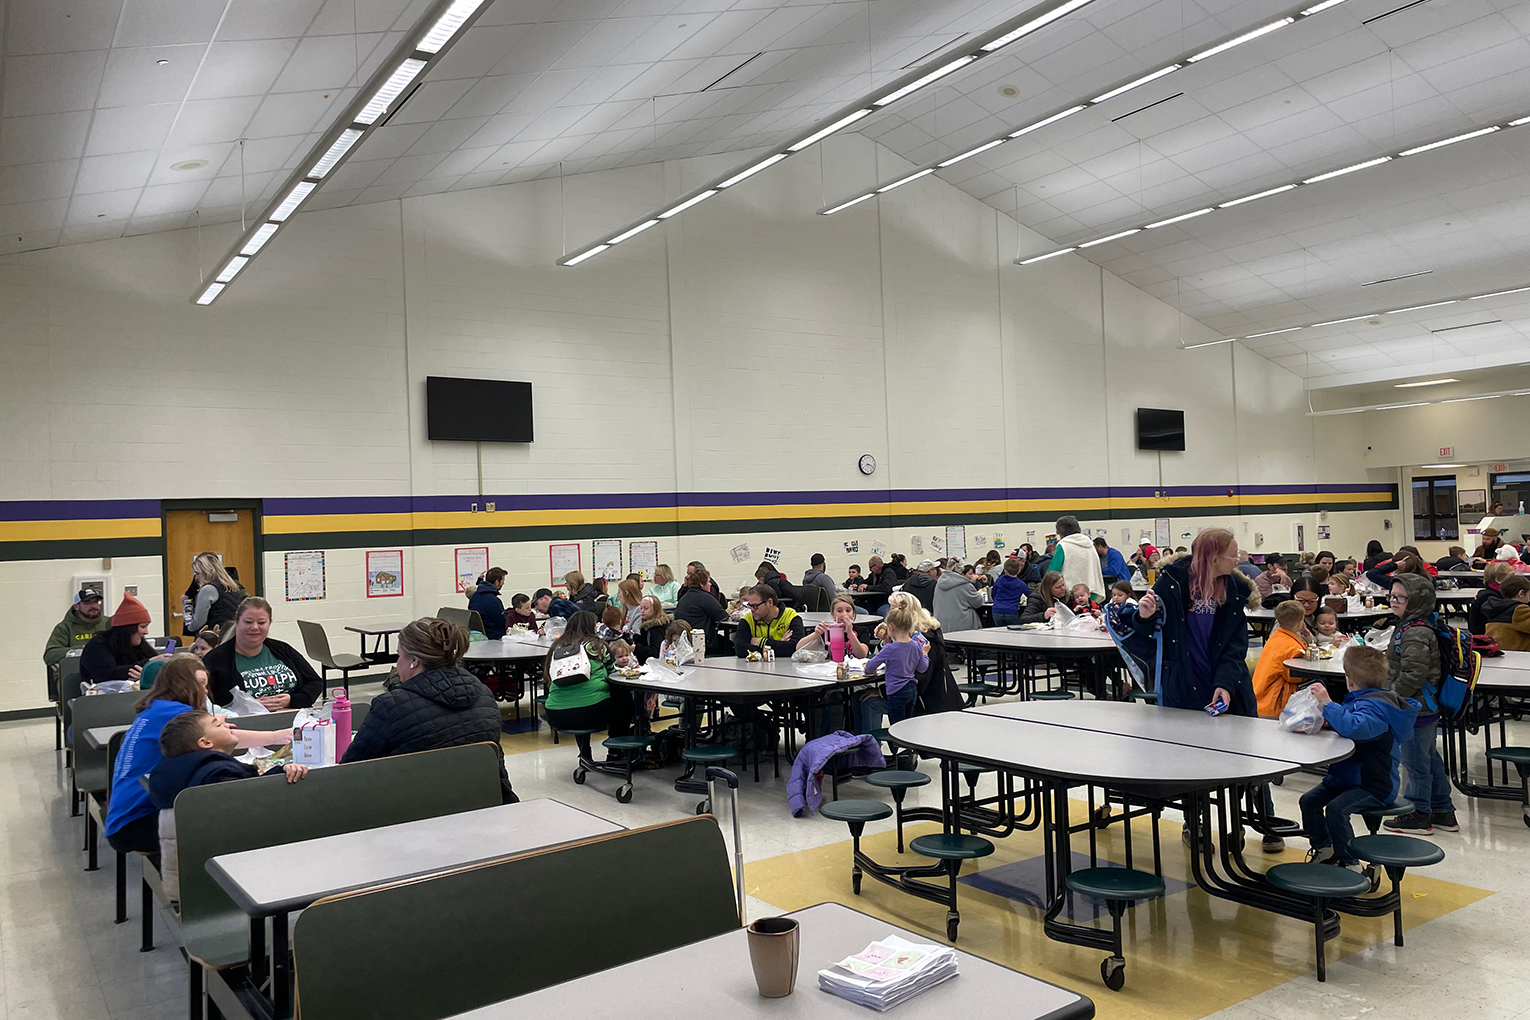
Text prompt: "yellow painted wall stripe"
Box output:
[[0, 518, 162, 542]]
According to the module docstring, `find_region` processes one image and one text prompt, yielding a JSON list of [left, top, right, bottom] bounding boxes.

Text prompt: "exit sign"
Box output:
[[1494, 463, 1508, 472], [1439, 447, 1454, 459]]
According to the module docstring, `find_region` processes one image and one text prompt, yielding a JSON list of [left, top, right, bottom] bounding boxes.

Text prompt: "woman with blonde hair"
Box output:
[[563, 570, 599, 611], [184, 551, 246, 636], [883, 591, 962, 714], [632, 595, 672, 663], [646, 564, 680, 605], [615, 577, 644, 634]]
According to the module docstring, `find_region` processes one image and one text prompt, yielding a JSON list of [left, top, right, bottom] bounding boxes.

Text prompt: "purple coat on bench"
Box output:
[[788, 731, 886, 817]]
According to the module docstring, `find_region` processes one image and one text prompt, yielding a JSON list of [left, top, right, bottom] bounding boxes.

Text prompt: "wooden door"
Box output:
[[165, 508, 257, 634]]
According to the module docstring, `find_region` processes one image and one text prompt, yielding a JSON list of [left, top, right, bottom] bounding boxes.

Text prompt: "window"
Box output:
[[1412, 476, 1458, 541], [1491, 472, 1530, 515]]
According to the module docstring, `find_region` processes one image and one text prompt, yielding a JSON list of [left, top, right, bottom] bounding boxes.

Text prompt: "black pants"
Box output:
[[106, 813, 160, 856], [545, 688, 634, 759]]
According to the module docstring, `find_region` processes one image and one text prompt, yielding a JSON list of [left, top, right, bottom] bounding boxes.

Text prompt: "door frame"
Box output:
[[160, 499, 266, 625]]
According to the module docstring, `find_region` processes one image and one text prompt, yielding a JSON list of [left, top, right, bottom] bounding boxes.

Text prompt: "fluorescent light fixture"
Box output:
[[195, 282, 225, 305], [1508, 115, 1530, 127], [1470, 286, 1530, 299], [1182, 337, 1237, 349], [982, 0, 1095, 51], [1145, 207, 1213, 229], [1441, 395, 1500, 404], [822, 193, 875, 215], [1300, 0, 1349, 14], [1245, 327, 1302, 338], [1398, 126, 1499, 156], [562, 245, 609, 266], [1394, 378, 1458, 388], [1078, 228, 1142, 248], [269, 181, 317, 222], [787, 109, 872, 151], [1418, 463, 1465, 468], [1009, 105, 1086, 138], [874, 56, 976, 106], [718, 153, 787, 188], [308, 129, 362, 178], [1362, 269, 1431, 286], [608, 219, 659, 244], [939, 139, 1006, 167], [1310, 314, 1372, 327], [1375, 402, 1426, 410], [877, 168, 934, 193], [1386, 300, 1457, 313], [1218, 184, 1297, 207], [239, 222, 279, 256], [1188, 18, 1293, 62], [356, 58, 426, 125], [1302, 156, 1391, 184], [1091, 65, 1181, 105], [1018, 247, 1076, 264], [658, 190, 717, 219], [214, 256, 248, 283], [416, 0, 488, 53]]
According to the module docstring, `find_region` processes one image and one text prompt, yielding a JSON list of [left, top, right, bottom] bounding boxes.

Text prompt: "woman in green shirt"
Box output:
[[542, 611, 634, 763], [204, 596, 324, 710], [645, 564, 681, 605]]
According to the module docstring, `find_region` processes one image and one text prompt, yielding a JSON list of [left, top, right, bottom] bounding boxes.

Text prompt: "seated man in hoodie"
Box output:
[[1484, 575, 1530, 650], [148, 710, 309, 904], [467, 567, 509, 638], [900, 559, 939, 611], [1047, 516, 1105, 599], [933, 563, 986, 633], [800, 554, 839, 610], [1300, 645, 1418, 869], [1094, 537, 1130, 586]]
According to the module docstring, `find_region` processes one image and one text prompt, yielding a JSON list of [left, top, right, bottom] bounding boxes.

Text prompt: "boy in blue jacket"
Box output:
[[1300, 645, 1419, 870]]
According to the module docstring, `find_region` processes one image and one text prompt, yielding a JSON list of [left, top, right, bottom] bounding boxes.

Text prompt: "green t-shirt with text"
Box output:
[[235, 646, 299, 699]]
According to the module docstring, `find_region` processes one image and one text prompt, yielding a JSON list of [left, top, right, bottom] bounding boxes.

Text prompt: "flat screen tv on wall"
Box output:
[[426, 377, 534, 443], [1136, 407, 1185, 451]]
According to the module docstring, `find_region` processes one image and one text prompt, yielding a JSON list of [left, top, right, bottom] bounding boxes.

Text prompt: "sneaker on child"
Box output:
[[1383, 811, 1434, 835]]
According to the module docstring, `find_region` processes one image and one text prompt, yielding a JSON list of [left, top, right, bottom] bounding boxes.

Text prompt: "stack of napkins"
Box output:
[[817, 936, 958, 1010]]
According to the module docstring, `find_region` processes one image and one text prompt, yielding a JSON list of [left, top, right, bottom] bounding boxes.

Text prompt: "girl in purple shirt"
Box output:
[[856, 606, 929, 732]]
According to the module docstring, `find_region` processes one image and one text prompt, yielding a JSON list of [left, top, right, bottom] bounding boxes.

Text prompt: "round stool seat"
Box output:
[[1031, 689, 1076, 701], [956, 682, 988, 694], [1065, 867, 1165, 902], [602, 735, 654, 752], [870, 728, 892, 744], [1127, 689, 1158, 703], [954, 761, 993, 776], [1486, 746, 1530, 772], [1358, 799, 1412, 820], [865, 769, 931, 790], [557, 727, 602, 736], [681, 745, 738, 763], [1266, 862, 1372, 898], [819, 799, 894, 824], [1350, 834, 1445, 869], [910, 832, 995, 861]]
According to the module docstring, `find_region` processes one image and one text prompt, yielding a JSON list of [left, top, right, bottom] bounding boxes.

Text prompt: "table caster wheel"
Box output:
[[573, 767, 586, 784], [945, 913, 959, 942], [616, 785, 633, 804], [851, 869, 862, 895], [1102, 957, 1125, 991], [696, 799, 711, 815], [1364, 864, 1381, 894]]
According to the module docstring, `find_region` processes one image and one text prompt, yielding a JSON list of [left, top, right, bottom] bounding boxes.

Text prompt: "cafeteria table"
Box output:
[[464, 635, 553, 713], [1245, 605, 1391, 636], [343, 620, 412, 664], [942, 627, 1120, 699]]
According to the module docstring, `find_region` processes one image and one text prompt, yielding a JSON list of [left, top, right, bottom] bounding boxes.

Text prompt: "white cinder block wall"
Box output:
[[0, 135, 1396, 712]]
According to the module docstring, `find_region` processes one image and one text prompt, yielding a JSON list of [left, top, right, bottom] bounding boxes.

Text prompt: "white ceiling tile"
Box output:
[[218, 0, 326, 41], [405, 117, 491, 155], [370, 151, 447, 185], [84, 103, 179, 156], [0, 197, 68, 234], [198, 171, 277, 207], [2, 51, 109, 117], [385, 79, 476, 125], [99, 45, 205, 107], [65, 188, 143, 225], [75, 150, 157, 194], [5, 1, 123, 56], [133, 180, 209, 216], [190, 40, 302, 101], [59, 219, 130, 244], [215, 134, 307, 175], [271, 33, 387, 93], [323, 157, 391, 191], [353, 122, 429, 160], [244, 90, 350, 139], [0, 159, 79, 204], [167, 97, 263, 146], [355, 181, 413, 203], [125, 211, 194, 234], [443, 74, 542, 119], [0, 111, 92, 165], [145, 142, 235, 185], [485, 21, 602, 77], [117, 0, 228, 47]]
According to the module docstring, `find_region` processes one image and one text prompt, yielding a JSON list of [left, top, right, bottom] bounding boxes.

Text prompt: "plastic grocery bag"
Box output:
[[792, 629, 827, 663], [1051, 602, 1077, 629], [83, 680, 137, 696], [644, 660, 684, 684], [543, 616, 567, 640], [1278, 686, 1325, 734], [226, 688, 269, 716]]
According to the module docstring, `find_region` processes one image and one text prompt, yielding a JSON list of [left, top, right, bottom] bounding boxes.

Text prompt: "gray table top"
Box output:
[[609, 663, 857, 698], [797, 612, 882, 628], [1283, 656, 1347, 679], [463, 637, 552, 662], [442, 902, 1092, 1020], [85, 724, 128, 750], [1432, 591, 1477, 603], [1439, 569, 1485, 578], [1289, 653, 1530, 688], [943, 628, 1115, 653], [206, 799, 621, 917], [343, 621, 412, 635], [1490, 650, 1530, 670], [969, 700, 1351, 767], [1245, 606, 1391, 621]]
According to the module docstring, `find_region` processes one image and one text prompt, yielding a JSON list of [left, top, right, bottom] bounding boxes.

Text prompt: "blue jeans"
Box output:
[[993, 613, 1020, 627], [1300, 784, 1383, 864], [1400, 717, 1455, 814], [853, 682, 917, 734]]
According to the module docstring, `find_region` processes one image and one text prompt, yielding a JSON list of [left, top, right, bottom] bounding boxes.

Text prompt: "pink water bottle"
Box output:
[[829, 626, 845, 663], [331, 688, 353, 760]]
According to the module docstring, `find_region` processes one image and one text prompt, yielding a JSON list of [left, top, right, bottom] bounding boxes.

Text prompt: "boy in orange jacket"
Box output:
[[1254, 600, 1311, 717]]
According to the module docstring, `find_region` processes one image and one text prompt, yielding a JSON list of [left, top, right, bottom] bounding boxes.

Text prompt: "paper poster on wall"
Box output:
[[284, 551, 326, 602], [992, 532, 1005, 549], [730, 542, 751, 564], [843, 540, 859, 553], [930, 535, 944, 554], [366, 550, 404, 598], [910, 535, 922, 554], [455, 547, 488, 594], [974, 535, 988, 548], [1154, 518, 1171, 548], [593, 539, 623, 580], [1095, 529, 1108, 539], [549, 543, 582, 585], [629, 541, 658, 581], [763, 547, 782, 565], [1317, 525, 1332, 540], [871, 540, 888, 559], [945, 525, 966, 562]]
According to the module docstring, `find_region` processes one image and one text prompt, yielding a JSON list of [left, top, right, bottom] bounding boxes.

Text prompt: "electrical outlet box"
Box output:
[[470, 502, 478, 513], [486, 502, 495, 512]]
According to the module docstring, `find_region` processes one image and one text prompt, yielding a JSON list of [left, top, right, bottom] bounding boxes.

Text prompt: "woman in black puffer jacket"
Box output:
[[341, 617, 516, 803]]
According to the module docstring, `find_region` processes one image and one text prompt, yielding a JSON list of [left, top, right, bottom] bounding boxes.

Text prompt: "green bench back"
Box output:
[[292, 816, 739, 1020], [177, 741, 503, 969], [70, 692, 142, 794]]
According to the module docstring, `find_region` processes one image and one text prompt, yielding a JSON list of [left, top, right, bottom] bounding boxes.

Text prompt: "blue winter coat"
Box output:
[[1100, 547, 1131, 585], [466, 580, 507, 639], [1320, 688, 1420, 802], [991, 573, 1032, 615], [1131, 558, 1257, 716]]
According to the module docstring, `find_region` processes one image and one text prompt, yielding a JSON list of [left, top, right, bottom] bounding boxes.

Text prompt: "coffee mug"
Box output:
[[747, 917, 800, 997]]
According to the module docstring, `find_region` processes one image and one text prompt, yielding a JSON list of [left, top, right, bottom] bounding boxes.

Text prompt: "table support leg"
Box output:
[[272, 913, 291, 1019]]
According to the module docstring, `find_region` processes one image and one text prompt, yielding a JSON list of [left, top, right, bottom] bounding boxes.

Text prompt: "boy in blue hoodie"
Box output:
[[1299, 645, 1419, 870]]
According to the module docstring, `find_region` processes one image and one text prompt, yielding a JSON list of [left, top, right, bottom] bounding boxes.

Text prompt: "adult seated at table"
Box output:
[[632, 596, 672, 663], [887, 553, 911, 581], [755, 562, 800, 608], [734, 585, 803, 658], [901, 559, 938, 610], [1128, 540, 1157, 572], [1363, 547, 1433, 590], [851, 555, 896, 608], [1018, 543, 1047, 584], [467, 567, 509, 639], [1362, 540, 1391, 571], [675, 568, 730, 654], [1095, 537, 1130, 587], [205, 597, 324, 710], [44, 587, 110, 692], [1471, 529, 1503, 568], [644, 564, 680, 605], [80, 594, 160, 685], [342, 617, 517, 802], [1253, 553, 1291, 599], [534, 587, 579, 620], [1020, 571, 1069, 624], [1285, 577, 1324, 620], [1483, 575, 1530, 650], [1469, 562, 1514, 634], [562, 571, 601, 612], [679, 561, 726, 606], [801, 553, 839, 608], [1047, 516, 1105, 598], [1234, 550, 1263, 581], [541, 612, 634, 765], [934, 561, 986, 633]]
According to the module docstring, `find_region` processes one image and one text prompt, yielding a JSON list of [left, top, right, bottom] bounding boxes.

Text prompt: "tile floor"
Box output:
[[6, 684, 1529, 1020]]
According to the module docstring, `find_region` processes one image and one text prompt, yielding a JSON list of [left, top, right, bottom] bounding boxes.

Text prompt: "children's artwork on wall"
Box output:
[[1317, 525, 1332, 540], [593, 539, 622, 580], [285, 551, 325, 601], [549, 543, 582, 585], [930, 535, 944, 553], [843, 540, 859, 553], [1025, 530, 1036, 544], [992, 532, 1005, 549], [910, 535, 922, 554], [366, 550, 403, 598], [871, 540, 888, 559], [731, 543, 751, 564], [455, 547, 488, 593], [629, 541, 658, 580], [974, 535, 988, 547], [763, 547, 782, 565], [945, 526, 966, 562]]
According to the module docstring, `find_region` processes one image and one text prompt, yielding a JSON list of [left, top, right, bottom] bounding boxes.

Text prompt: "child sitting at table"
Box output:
[[1254, 600, 1312, 718], [1312, 607, 1349, 649], [147, 710, 308, 905], [1069, 583, 1101, 617], [659, 620, 695, 665], [1108, 580, 1136, 605], [1326, 574, 1353, 597], [505, 593, 539, 632], [855, 605, 929, 733], [608, 639, 652, 727], [1300, 645, 1419, 869], [597, 605, 625, 642]]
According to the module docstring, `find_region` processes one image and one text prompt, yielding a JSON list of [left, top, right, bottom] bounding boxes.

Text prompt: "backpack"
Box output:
[[547, 642, 593, 688], [647, 728, 686, 768], [1398, 616, 1481, 715]]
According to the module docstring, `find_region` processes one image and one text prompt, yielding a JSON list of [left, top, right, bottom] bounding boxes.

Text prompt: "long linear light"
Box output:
[[1309, 389, 1530, 416], [189, 0, 495, 305], [557, 0, 1114, 265], [1181, 337, 1237, 349], [825, 0, 1357, 217], [1016, 111, 1529, 263]]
